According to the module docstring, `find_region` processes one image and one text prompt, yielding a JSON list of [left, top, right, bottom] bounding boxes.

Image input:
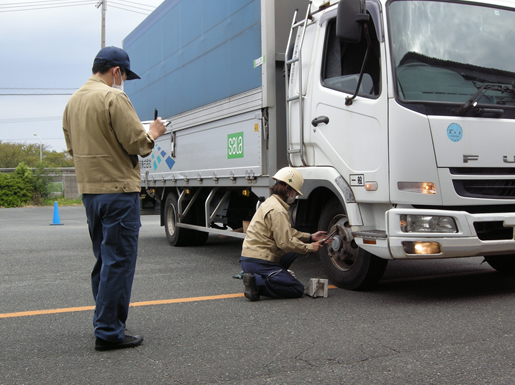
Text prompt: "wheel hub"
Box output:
[[166, 202, 177, 236], [326, 214, 358, 271]]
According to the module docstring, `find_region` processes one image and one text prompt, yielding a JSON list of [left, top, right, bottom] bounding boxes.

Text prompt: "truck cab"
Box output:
[[287, 0, 515, 288]]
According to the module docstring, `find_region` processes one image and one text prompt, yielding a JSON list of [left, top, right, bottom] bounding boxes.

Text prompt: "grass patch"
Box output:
[[42, 196, 83, 207]]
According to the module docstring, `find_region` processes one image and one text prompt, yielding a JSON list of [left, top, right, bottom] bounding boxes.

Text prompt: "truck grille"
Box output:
[[413, 204, 515, 214], [450, 168, 515, 175], [473, 221, 514, 241], [453, 180, 515, 199]]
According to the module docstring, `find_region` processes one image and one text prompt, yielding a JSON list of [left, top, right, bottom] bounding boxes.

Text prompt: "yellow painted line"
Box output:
[[0, 306, 95, 319], [0, 286, 339, 319], [0, 294, 243, 319], [2, 273, 494, 319], [129, 293, 244, 307]]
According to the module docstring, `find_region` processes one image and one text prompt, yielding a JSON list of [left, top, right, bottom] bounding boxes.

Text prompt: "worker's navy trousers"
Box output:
[[82, 192, 140, 342], [240, 253, 304, 299]]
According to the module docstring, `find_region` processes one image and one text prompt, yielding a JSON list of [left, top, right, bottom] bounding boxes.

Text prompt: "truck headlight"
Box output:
[[400, 215, 457, 233]]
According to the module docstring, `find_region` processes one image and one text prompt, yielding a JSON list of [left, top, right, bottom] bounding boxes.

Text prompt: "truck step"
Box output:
[[352, 230, 387, 239]]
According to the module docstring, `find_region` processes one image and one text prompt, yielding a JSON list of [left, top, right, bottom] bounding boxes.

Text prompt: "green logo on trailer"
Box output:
[[227, 132, 244, 159]]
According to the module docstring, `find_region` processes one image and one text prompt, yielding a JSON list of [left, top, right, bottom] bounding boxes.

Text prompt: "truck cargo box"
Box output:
[[124, 0, 262, 121], [126, 0, 308, 186]]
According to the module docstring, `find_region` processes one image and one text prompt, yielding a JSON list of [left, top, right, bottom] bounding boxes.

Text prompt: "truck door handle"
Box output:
[[311, 116, 329, 127]]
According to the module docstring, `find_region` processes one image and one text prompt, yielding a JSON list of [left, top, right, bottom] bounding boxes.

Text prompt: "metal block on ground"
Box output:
[[304, 278, 328, 298]]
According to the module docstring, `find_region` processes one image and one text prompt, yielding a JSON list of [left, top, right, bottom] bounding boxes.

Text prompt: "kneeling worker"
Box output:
[[240, 167, 331, 301]]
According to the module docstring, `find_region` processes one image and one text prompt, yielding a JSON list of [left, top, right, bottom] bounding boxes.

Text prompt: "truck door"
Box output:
[[308, 15, 389, 203]]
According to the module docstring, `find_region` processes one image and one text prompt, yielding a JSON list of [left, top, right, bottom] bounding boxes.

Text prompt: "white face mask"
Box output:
[[112, 69, 124, 91], [285, 190, 296, 205]]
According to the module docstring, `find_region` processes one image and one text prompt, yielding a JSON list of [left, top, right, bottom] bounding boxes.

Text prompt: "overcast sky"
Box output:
[[0, 0, 165, 152]]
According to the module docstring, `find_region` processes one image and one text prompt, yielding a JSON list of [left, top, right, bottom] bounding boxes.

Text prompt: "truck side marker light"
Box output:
[[398, 182, 436, 194], [363, 239, 376, 245], [365, 181, 378, 191], [402, 241, 442, 255]]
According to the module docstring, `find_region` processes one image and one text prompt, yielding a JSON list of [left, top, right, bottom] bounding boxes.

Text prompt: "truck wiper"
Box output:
[[457, 84, 515, 115]]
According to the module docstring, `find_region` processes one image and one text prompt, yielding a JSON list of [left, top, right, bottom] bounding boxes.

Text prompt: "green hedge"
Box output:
[[0, 163, 51, 208]]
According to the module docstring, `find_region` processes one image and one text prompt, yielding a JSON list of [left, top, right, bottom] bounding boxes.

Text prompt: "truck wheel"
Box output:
[[164, 192, 209, 246], [164, 192, 193, 246], [318, 198, 387, 290], [484, 255, 515, 276]]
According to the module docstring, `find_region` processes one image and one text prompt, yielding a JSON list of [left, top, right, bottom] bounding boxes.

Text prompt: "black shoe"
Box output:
[[243, 273, 260, 301], [95, 335, 144, 351]]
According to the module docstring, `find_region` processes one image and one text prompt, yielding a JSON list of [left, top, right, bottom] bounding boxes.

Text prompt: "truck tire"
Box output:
[[484, 255, 515, 276], [164, 192, 191, 246], [317, 198, 387, 291], [164, 192, 208, 246]]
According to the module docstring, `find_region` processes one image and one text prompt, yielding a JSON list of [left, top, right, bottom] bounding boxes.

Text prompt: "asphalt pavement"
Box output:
[[1, 206, 514, 384]]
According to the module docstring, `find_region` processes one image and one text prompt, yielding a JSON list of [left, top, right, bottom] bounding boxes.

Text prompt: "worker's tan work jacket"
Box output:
[[63, 76, 154, 194], [241, 194, 313, 263]]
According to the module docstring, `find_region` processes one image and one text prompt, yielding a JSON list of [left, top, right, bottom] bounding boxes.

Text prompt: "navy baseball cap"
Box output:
[[93, 46, 140, 80]]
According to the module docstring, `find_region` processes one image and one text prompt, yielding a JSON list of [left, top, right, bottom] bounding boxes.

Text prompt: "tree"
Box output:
[[0, 141, 74, 168], [43, 150, 74, 167], [0, 142, 26, 168]]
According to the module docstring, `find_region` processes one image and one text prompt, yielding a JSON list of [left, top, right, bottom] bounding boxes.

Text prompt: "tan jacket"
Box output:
[[63, 76, 154, 194], [241, 194, 313, 263]]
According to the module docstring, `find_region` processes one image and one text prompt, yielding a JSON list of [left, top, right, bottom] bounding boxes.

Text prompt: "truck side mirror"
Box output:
[[336, 0, 370, 43]]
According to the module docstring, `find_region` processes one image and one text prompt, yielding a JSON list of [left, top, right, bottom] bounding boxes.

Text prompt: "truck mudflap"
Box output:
[[385, 208, 515, 259]]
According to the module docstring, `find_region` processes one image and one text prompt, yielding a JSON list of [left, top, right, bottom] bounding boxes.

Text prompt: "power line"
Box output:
[[2, 138, 65, 140], [0, 93, 74, 95], [0, 0, 92, 7], [0, 116, 62, 124], [110, 0, 152, 12], [108, 4, 149, 15], [111, 0, 155, 10], [0, 87, 77, 95], [0, 0, 92, 6], [0, 87, 77, 90], [0, 1, 96, 12], [0, 4, 94, 13], [0, 0, 158, 13]]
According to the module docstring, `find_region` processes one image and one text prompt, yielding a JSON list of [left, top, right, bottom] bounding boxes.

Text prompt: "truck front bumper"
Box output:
[[386, 208, 515, 260]]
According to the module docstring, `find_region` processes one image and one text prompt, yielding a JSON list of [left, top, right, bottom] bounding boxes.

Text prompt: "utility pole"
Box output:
[[33, 133, 42, 163], [96, 1, 106, 48]]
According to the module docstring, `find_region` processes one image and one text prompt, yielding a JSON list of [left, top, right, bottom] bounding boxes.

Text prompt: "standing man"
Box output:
[[63, 46, 166, 351]]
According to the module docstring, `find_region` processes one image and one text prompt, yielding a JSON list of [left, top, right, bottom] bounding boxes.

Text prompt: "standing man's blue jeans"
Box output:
[[240, 253, 304, 299], [82, 192, 141, 342]]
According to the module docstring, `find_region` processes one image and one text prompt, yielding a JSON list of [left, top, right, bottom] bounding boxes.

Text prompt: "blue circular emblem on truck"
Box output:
[[447, 123, 463, 142]]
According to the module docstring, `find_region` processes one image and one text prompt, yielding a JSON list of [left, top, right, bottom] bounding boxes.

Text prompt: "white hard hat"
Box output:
[[273, 167, 304, 196]]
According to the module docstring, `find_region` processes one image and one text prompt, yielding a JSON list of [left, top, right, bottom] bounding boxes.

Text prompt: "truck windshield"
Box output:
[[388, 0, 515, 116]]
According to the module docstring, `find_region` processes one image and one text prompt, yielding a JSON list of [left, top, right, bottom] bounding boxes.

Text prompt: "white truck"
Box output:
[[126, 0, 515, 290]]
